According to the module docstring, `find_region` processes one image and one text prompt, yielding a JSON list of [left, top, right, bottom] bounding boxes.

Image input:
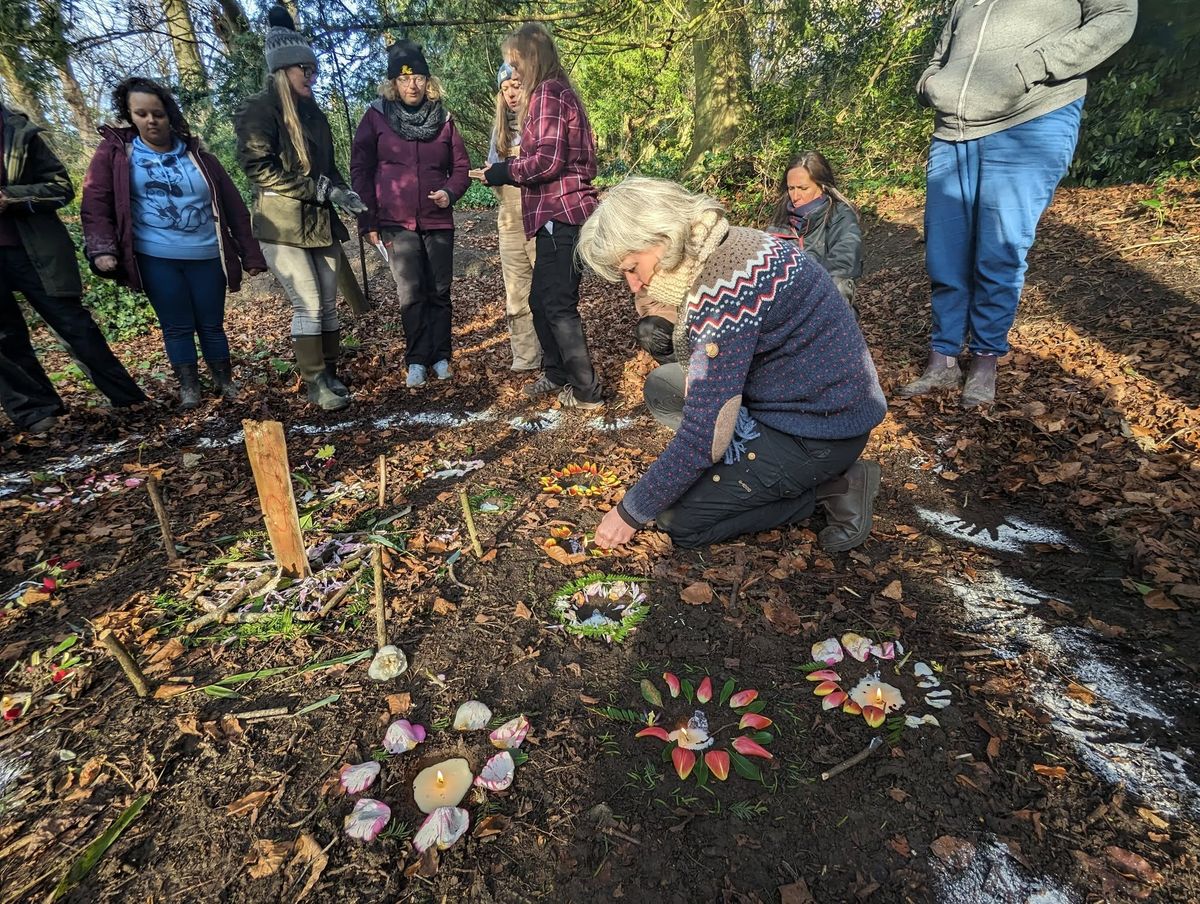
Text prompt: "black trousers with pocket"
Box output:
[[529, 222, 601, 402], [643, 363, 867, 548], [384, 227, 454, 367], [0, 246, 146, 429]]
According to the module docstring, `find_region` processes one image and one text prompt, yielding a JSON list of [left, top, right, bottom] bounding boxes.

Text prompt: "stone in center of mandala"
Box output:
[[670, 710, 714, 751]]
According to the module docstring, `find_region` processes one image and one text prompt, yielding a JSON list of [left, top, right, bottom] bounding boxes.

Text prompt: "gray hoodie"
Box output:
[[918, 0, 1137, 142]]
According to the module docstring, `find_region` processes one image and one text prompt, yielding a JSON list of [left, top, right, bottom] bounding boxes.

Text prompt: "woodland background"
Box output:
[[1, 0, 1198, 335]]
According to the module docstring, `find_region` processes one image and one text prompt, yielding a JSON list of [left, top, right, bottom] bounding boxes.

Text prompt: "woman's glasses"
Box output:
[[297, 64, 318, 79], [396, 75, 428, 86]]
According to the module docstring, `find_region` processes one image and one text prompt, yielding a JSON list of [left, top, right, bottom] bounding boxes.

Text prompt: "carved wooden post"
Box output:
[[242, 420, 311, 578]]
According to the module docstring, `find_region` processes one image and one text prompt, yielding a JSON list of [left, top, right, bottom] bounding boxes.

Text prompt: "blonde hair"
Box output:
[[579, 176, 726, 282], [272, 69, 311, 175], [377, 75, 445, 103], [502, 23, 572, 125], [493, 89, 517, 160]]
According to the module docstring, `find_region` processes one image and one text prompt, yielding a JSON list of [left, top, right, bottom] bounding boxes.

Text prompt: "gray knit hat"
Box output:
[[265, 6, 317, 73]]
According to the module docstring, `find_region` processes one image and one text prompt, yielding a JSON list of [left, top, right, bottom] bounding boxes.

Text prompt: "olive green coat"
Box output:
[[234, 85, 350, 248], [1, 108, 82, 297]]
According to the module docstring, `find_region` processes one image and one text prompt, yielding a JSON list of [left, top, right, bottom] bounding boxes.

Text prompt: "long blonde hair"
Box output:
[[502, 23, 572, 125], [493, 90, 518, 159], [272, 69, 311, 175]]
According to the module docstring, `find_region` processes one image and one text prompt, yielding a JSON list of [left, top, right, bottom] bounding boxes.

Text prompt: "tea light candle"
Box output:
[[849, 676, 905, 713], [413, 758, 473, 813]]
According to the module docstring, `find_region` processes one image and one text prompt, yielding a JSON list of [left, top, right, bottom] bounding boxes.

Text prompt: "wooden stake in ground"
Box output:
[[373, 545, 387, 650], [146, 477, 181, 566], [98, 629, 151, 698], [459, 490, 484, 558], [377, 454, 387, 508], [242, 419, 311, 578]]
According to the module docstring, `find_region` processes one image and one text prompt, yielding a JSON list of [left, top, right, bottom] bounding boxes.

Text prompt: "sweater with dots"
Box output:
[[620, 227, 887, 526]]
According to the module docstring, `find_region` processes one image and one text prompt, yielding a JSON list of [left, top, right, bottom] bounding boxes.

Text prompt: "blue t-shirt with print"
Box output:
[[130, 137, 219, 260]]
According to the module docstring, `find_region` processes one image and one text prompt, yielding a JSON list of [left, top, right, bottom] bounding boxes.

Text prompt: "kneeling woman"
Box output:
[[580, 177, 887, 551]]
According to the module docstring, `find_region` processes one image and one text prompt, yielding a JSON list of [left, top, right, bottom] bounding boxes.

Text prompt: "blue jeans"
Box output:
[[924, 99, 1082, 356], [137, 254, 229, 365]]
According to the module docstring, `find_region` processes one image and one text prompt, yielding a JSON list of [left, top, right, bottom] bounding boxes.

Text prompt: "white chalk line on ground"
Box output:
[[0, 406, 636, 499]]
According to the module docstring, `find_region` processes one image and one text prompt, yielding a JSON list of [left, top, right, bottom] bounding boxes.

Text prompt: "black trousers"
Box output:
[[644, 363, 867, 548], [384, 227, 454, 367], [0, 246, 146, 429], [635, 315, 675, 365], [530, 222, 600, 402]]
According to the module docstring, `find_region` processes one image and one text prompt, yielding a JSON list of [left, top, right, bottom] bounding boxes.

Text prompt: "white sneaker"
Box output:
[[432, 359, 452, 380], [406, 364, 427, 388]]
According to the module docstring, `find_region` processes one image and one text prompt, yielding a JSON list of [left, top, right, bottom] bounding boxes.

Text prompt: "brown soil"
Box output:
[[1, 181, 1197, 904]]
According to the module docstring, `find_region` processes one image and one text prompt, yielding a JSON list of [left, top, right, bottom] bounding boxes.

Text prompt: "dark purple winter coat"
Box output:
[[350, 103, 470, 234], [81, 126, 267, 292]]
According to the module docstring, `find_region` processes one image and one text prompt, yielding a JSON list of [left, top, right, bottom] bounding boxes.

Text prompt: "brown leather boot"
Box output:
[[816, 460, 881, 553], [898, 351, 961, 398], [961, 354, 998, 408]]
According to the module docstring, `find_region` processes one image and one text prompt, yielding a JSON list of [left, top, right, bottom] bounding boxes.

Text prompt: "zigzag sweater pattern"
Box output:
[[620, 227, 887, 526]]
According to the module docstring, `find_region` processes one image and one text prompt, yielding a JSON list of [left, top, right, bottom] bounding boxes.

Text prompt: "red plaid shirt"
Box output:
[[508, 78, 598, 239]]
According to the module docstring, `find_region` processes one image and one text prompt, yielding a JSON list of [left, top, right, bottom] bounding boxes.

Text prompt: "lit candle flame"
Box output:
[[436, 770, 445, 786], [875, 688, 883, 705]]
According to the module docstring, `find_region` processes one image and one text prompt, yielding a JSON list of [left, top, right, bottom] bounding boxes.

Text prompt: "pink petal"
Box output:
[[870, 641, 896, 660], [704, 750, 730, 781], [42, 577, 57, 592], [383, 719, 426, 754], [124, 478, 144, 488], [62, 560, 82, 571], [738, 713, 773, 730], [489, 714, 530, 749], [663, 672, 680, 698], [863, 705, 886, 728], [339, 761, 381, 795], [806, 669, 842, 682], [822, 690, 848, 710], [672, 746, 696, 780], [635, 726, 670, 741], [731, 736, 773, 760], [812, 638, 844, 665], [696, 676, 713, 704], [474, 751, 514, 791], [344, 798, 390, 841], [412, 806, 470, 852], [813, 680, 840, 697], [729, 689, 759, 708]]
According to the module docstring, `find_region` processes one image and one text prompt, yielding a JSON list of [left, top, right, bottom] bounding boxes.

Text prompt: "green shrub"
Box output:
[[458, 181, 498, 209]]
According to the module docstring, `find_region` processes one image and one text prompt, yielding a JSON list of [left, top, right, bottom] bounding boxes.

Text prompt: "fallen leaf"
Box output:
[[880, 580, 903, 601], [385, 693, 412, 716], [761, 599, 803, 635], [930, 835, 975, 869], [245, 839, 290, 879], [899, 603, 918, 620], [1033, 764, 1068, 780], [579, 694, 600, 705], [432, 597, 456, 615], [1104, 846, 1163, 885], [286, 833, 328, 902], [474, 814, 510, 838], [153, 683, 192, 700], [1085, 616, 1126, 638], [1141, 590, 1179, 611], [514, 602, 532, 620], [1136, 808, 1168, 830], [887, 788, 909, 803], [986, 737, 1001, 761], [78, 757, 105, 789], [1065, 682, 1096, 705], [779, 879, 815, 904], [226, 789, 272, 821], [679, 581, 713, 605], [886, 834, 911, 857]]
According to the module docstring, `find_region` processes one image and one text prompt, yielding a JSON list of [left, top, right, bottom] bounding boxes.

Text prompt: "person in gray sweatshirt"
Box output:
[[900, 0, 1137, 408]]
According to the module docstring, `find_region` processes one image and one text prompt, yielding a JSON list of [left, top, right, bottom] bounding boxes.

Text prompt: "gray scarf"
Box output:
[[377, 98, 447, 141]]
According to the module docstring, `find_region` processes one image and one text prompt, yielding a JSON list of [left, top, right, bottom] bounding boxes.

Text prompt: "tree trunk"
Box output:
[[160, 0, 208, 90], [212, 0, 251, 55], [684, 0, 754, 173], [0, 51, 47, 127], [35, 1, 97, 138]]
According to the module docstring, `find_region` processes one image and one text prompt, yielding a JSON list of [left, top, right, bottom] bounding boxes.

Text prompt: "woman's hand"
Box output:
[[245, 267, 267, 276], [593, 507, 638, 549], [366, 231, 380, 246], [428, 190, 450, 209], [94, 255, 118, 273]]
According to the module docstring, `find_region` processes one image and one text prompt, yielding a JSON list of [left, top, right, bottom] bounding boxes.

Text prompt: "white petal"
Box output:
[[812, 638, 844, 665], [368, 645, 409, 681], [339, 761, 381, 795], [918, 677, 941, 689], [344, 798, 390, 841], [453, 700, 493, 731], [474, 751, 515, 791], [926, 690, 952, 709], [489, 714, 530, 749], [841, 632, 872, 662], [913, 662, 933, 677], [413, 806, 470, 852], [383, 719, 426, 754]]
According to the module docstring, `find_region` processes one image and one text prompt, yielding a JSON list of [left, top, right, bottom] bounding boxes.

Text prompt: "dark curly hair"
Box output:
[[111, 77, 192, 141]]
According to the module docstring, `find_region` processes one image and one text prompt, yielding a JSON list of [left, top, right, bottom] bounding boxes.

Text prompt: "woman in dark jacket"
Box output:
[[234, 6, 368, 412], [82, 77, 267, 409], [351, 41, 469, 388], [768, 151, 863, 306]]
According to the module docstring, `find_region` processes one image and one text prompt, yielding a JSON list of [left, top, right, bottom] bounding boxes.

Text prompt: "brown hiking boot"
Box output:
[[898, 352, 961, 398], [961, 354, 998, 408], [817, 460, 882, 553]]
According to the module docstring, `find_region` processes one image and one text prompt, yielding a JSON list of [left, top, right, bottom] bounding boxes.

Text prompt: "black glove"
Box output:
[[330, 187, 369, 215]]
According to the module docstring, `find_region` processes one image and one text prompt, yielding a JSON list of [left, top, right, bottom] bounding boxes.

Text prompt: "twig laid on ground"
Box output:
[[459, 489, 485, 558], [378, 453, 387, 508], [373, 545, 387, 650], [728, 562, 748, 610], [185, 570, 276, 634], [446, 561, 470, 591], [821, 736, 883, 781], [304, 559, 368, 621], [98, 629, 151, 698], [146, 477, 181, 566], [232, 707, 290, 722]]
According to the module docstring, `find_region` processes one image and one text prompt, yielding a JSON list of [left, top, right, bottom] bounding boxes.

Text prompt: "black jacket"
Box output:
[[0, 107, 81, 297], [774, 196, 863, 283], [234, 84, 349, 248]]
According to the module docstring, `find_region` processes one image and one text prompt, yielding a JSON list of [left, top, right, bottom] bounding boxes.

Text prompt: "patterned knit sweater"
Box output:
[[619, 227, 887, 526]]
